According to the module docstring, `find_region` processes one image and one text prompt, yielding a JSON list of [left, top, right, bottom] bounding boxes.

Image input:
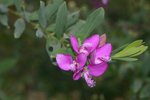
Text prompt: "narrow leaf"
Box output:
[[14, 18, 26, 39], [66, 11, 79, 28], [46, 0, 63, 21], [74, 8, 105, 39], [38, 1, 47, 28], [112, 57, 138, 61], [55, 2, 67, 38], [123, 40, 143, 51], [130, 46, 148, 57], [112, 47, 141, 58]]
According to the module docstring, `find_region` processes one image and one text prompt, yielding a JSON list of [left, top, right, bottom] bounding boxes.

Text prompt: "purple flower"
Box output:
[[92, 0, 109, 8], [88, 43, 112, 76], [70, 34, 100, 56], [56, 53, 87, 80], [56, 34, 113, 88], [81, 43, 112, 87], [56, 53, 87, 72]]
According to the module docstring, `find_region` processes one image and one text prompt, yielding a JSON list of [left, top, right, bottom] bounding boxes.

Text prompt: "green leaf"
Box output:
[[66, 11, 79, 28], [112, 47, 141, 58], [46, 0, 63, 21], [14, 0, 22, 12], [14, 18, 26, 39], [46, 35, 61, 57], [111, 57, 138, 61], [123, 40, 143, 51], [46, 24, 55, 32], [0, 14, 8, 27], [55, 2, 67, 38], [38, 1, 47, 28], [0, 0, 14, 6], [74, 7, 105, 39], [0, 58, 18, 74], [0, 4, 8, 14], [130, 45, 148, 57], [68, 20, 86, 34], [36, 28, 44, 38], [112, 45, 148, 58], [29, 11, 38, 21]]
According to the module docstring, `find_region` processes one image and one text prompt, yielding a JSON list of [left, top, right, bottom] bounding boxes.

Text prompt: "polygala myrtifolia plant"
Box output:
[[0, 0, 148, 87]]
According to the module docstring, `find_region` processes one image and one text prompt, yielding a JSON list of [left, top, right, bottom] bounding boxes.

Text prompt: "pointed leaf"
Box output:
[[46, 0, 63, 21], [112, 57, 138, 61], [130, 46, 148, 57], [66, 11, 79, 28], [74, 8, 105, 39], [123, 40, 143, 51], [55, 2, 67, 38], [38, 1, 47, 28], [69, 20, 86, 33]]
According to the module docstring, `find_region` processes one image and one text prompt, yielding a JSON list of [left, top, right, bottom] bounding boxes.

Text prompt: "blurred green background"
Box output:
[[0, 0, 150, 100]]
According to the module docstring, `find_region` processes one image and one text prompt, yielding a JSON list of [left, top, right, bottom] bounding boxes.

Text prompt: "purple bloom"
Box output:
[[70, 34, 100, 56], [56, 34, 113, 88], [81, 43, 112, 87], [88, 43, 112, 76], [56, 53, 87, 72]]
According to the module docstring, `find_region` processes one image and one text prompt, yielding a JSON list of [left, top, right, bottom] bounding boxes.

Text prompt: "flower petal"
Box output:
[[73, 70, 81, 80], [89, 51, 96, 64], [76, 53, 87, 69], [56, 54, 73, 71], [98, 34, 107, 48], [82, 34, 100, 53], [70, 34, 79, 53], [95, 43, 112, 62], [88, 62, 108, 77]]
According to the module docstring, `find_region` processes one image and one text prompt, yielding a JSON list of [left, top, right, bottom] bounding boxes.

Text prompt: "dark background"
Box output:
[[0, 0, 150, 100]]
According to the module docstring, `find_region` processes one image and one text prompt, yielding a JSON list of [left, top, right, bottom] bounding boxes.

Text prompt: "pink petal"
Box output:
[[76, 53, 87, 69], [98, 34, 107, 48], [56, 54, 73, 71], [73, 70, 81, 80], [82, 34, 100, 53], [70, 34, 79, 53], [89, 51, 96, 64], [95, 43, 112, 62], [88, 62, 108, 77]]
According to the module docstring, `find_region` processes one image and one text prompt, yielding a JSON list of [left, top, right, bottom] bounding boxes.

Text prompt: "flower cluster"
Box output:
[[56, 34, 112, 87]]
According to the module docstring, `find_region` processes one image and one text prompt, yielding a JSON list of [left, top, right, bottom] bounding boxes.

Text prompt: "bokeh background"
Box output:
[[0, 0, 150, 100]]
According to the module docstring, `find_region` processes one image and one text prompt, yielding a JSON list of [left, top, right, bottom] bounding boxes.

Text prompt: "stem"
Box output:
[[8, 9, 36, 28], [8, 9, 48, 39]]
